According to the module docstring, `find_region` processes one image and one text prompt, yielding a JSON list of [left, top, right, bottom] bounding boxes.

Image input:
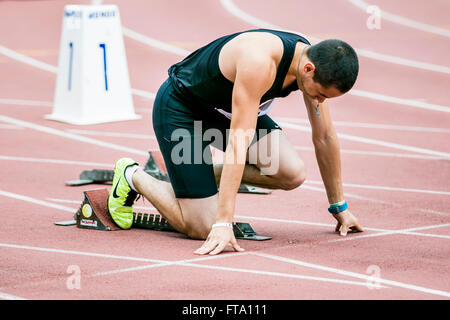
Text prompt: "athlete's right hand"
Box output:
[[194, 225, 245, 255]]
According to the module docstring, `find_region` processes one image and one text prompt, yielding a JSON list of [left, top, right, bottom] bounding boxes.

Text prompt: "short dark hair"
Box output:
[[306, 39, 359, 93]]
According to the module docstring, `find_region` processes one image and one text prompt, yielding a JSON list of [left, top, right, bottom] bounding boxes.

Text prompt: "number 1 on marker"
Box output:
[[68, 42, 73, 91], [99, 43, 108, 91]]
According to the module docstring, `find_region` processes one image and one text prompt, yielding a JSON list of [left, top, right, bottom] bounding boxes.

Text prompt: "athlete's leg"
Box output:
[[144, 79, 219, 240], [132, 169, 216, 239], [213, 130, 305, 190]]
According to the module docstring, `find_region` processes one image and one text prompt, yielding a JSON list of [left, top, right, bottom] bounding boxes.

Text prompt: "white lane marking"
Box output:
[[2, 38, 450, 112], [0, 243, 374, 288], [0, 124, 23, 130], [0, 98, 53, 107], [305, 180, 450, 196], [274, 117, 450, 133], [178, 261, 377, 287], [328, 223, 450, 242], [0, 189, 76, 213], [130, 88, 156, 100], [347, 0, 450, 38], [349, 89, 450, 113], [220, 0, 450, 74], [252, 252, 450, 298], [235, 214, 450, 239], [278, 121, 450, 158], [0, 292, 27, 300], [0, 243, 165, 263], [0, 44, 59, 73], [122, 27, 191, 57], [3, 94, 448, 131], [0, 155, 113, 168], [121, 30, 450, 111], [0, 115, 148, 157], [66, 129, 157, 140], [295, 146, 443, 161]]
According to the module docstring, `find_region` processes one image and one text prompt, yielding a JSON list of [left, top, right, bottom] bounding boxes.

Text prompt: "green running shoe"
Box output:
[[108, 158, 139, 229]]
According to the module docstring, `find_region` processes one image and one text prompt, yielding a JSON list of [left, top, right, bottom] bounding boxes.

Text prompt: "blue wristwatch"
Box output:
[[328, 200, 348, 214]]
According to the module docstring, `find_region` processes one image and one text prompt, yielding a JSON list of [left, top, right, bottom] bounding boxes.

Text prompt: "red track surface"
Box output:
[[0, 0, 449, 300]]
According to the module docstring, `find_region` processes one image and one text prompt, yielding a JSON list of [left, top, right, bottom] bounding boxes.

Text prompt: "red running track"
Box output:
[[0, 0, 449, 300]]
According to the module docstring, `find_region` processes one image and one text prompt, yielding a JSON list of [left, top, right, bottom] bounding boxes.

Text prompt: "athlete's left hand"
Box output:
[[194, 226, 245, 255], [332, 210, 364, 236]]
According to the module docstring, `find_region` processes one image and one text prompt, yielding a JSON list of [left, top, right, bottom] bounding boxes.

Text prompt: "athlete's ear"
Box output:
[[303, 62, 316, 74], [303, 62, 316, 80]]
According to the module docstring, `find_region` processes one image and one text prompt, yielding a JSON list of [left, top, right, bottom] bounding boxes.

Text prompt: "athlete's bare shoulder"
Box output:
[[218, 31, 283, 83]]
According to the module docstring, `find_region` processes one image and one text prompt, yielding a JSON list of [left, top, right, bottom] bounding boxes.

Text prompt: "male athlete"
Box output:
[[107, 29, 363, 255]]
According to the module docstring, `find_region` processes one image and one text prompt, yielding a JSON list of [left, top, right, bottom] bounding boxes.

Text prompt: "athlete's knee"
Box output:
[[184, 220, 212, 240], [277, 160, 306, 191]]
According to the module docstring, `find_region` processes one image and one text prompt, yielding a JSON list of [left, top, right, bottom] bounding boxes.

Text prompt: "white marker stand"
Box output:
[[47, 5, 140, 125]]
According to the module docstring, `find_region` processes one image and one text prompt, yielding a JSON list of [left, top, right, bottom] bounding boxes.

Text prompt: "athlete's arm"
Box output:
[[304, 95, 363, 236], [194, 51, 274, 255]]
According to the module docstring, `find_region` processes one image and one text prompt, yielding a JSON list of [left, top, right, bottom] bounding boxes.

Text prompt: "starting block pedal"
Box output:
[[76, 188, 120, 230], [238, 185, 272, 194], [233, 222, 271, 241], [54, 187, 271, 240]]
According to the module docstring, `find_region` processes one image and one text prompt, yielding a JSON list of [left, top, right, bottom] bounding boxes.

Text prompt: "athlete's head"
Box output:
[[297, 39, 359, 103]]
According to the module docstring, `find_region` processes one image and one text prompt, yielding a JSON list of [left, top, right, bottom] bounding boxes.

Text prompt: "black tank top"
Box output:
[[168, 29, 311, 112]]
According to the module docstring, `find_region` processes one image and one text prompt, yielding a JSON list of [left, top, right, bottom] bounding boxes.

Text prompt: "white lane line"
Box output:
[[300, 184, 450, 217], [0, 44, 59, 73], [349, 89, 450, 113], [0, 155, 113, 168], [5, 111, 449, 164], [235, 214, 450, 239], [2, 94, 447, 134], [2, 37, 450, 113], [275, 117, 450, 134], [178, 261, 377, 288], [347, 0, 450, 38], [122, 27, 190, 57], [0, 243, 165, 263], [0, 124, 23, 130], [279, 121, 450, 158], [89, 252, 249, 276], [252, 252, 450, 298], [0, 189, 76, 213], [306, 180, 450, 196], [66, 129, 157, 140], [0, 242, 373, 288], [130, 88, 156, 100], [0, 292, 27, 300], [0, 45, 153, 102], [0, 115, 148, 157], [220, 0, 450, 75], [1, 185, 447, 244], [328, 223, 450, 242], [295, 146, 443, 161], [0, 98, 53, 107]]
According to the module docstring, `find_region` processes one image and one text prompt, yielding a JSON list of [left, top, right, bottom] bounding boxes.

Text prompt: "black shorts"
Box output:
[[152, 78, 282, 198]]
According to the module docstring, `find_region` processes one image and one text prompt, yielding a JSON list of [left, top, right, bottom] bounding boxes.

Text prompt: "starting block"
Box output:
[[55, 188, 271, 241], [65, 151, 271, 195]]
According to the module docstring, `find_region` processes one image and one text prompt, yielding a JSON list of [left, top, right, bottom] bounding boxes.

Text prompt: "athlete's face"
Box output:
[[297, 63, 343, 104]]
